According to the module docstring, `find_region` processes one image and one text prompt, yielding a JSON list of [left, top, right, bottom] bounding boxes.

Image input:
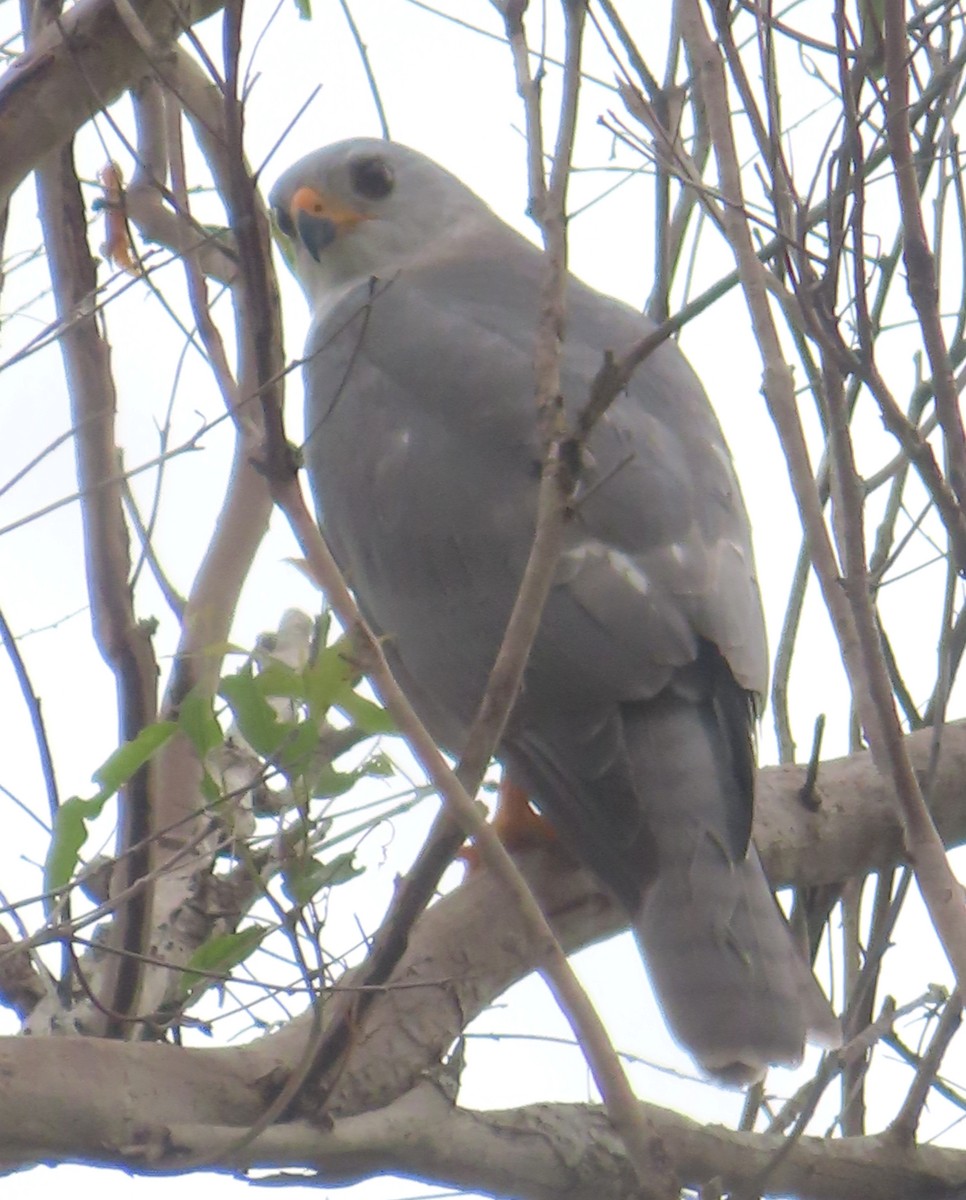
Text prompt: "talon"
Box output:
[[460, 774, 557, 874]]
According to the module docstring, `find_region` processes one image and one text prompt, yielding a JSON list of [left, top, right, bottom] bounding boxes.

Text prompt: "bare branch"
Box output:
[[3, 1055, 966, 1200], [888, 990, 963, 1146], [0, 0, 228, 208], [884, 0, 966, 513], [34, 130, 159, 1032]]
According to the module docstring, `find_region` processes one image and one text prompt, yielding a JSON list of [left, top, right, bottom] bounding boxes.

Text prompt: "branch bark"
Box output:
[[33, 135, 159, 1035], [0, 0, 226, 209], [2, 1056, 966, 1200]]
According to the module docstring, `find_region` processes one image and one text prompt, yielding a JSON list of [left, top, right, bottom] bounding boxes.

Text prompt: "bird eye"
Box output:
[[349, 156, 394, 201], [272, 203, 296, 240]]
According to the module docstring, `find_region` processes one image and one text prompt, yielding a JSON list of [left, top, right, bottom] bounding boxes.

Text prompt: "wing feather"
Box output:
[[306, 244, 766, 717]]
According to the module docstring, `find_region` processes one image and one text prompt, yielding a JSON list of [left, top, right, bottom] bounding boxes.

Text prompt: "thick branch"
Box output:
[[2, 1066, 966, 1200], [0, 0, 226, 209], [177, 1090, 966, 1200]]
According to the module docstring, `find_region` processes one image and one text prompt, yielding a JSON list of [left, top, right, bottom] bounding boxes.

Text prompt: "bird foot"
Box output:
[[460, 776, 557, 872]]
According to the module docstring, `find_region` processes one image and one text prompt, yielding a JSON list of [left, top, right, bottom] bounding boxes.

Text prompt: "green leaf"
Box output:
[[303, 638, 355, 718], [309, 764, 365, 800], [220, 672, 285, 756], [253, 661, 304, 702], [276, 719, 324, 781], [365, 751, 394, 777], [44, 795, 106, 910], [293, 0, 311, 19], [93, 721, 177, 794], [313, 851, 363, 888], [307, 748, 395, 800], [44, 721, 177, 912], [199, 770, 221, 805], [177, 691, 223, 758], [282, 851, 362, 905], [336, 690, 394, 735], [180, 926, 266, 999], [302, 635, 393, 734]]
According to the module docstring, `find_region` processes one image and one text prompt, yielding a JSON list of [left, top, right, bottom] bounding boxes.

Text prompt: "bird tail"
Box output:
[[624, 698, 840, 1085]]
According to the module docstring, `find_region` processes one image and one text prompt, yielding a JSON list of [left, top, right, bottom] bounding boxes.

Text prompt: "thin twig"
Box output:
[[824, 315, 966, 989], [681, 0, 966, 1005], [337, 0, 390, 140], [884, 0, 966, 516], [0, 607, 60, 827], [888, 992, 962, 1145]]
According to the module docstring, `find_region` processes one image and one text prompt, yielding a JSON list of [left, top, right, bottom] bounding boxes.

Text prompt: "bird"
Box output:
[[269, 137, 839, 1084]]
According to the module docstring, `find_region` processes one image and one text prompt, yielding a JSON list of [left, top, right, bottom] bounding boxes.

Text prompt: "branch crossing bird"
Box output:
[[270, 138, 840, 1084]]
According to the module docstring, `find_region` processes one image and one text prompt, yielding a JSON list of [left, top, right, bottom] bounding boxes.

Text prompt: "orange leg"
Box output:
[[460, 774, 556, 872]]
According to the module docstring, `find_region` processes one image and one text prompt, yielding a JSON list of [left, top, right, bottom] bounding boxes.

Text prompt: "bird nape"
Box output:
[[270, 137, 840, 1085]]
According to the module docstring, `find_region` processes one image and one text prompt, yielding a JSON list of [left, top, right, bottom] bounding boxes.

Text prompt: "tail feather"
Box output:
[[624, 696, 839, 1084], [634, 842, 837, 1083], [506, 664, 839, 1084]]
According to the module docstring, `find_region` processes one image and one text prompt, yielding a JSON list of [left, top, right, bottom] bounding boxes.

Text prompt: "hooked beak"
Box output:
[[289, 186, 369, 262]]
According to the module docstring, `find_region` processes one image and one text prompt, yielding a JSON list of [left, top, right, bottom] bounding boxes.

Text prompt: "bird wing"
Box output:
[[303, 234, 764, 865], [304, 229, 766, 694]]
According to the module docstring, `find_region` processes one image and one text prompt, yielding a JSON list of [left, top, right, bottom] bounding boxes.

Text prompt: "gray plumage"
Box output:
[[270, 138, 839, 1083]]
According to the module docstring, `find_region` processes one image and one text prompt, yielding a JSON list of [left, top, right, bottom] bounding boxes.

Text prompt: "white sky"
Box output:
[[1, 1, 964, 1196]]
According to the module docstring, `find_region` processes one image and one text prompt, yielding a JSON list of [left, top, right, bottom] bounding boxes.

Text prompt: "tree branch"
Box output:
[[33, 133, 159, 1034], [3, 1063, 966, 1200], [0, 0, 227, 209]]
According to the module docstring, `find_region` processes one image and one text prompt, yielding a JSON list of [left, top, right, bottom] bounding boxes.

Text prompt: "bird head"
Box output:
[[269, 138, 498, 305]]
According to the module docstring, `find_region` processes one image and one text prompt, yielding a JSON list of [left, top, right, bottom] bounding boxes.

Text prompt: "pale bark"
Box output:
[[2, 1057, 965, 1200], [0, 0, 227, 209]]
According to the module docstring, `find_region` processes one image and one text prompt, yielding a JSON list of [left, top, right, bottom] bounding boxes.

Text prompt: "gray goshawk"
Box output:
[[270, 138, 838, 1084]]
